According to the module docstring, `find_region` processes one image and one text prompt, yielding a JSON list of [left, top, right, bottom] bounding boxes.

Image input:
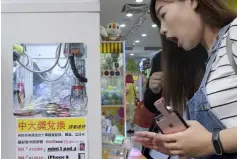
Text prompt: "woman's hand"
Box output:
[[159, 121, 215, 158], [134, 131, 171, 155]]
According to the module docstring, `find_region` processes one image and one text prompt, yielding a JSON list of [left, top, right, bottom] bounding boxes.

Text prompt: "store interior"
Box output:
[[8, 0, 237, 159]]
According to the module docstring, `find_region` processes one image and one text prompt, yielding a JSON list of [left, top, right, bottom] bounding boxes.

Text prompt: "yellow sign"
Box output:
[[100, 41, 124, 53], [17, 118, 86, 132]]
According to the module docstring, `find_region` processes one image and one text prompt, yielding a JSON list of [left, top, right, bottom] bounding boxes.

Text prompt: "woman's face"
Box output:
[[155, 0, 204, 51]]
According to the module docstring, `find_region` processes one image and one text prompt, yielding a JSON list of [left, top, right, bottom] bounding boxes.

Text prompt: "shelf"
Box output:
[[100, 41, 124, 54], [101, 76, 123, 79], [102, 105, 123, 107], [100, 52, 123, 54], [102, 142, 122, 148]]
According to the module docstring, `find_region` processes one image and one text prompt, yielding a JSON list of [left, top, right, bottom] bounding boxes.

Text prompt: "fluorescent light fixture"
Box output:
[[120, 24, 126, 27], [136, 0, 143, 2], [126, 13, 133, 17], [152, 24, 157, 27], [142, 34, 147, 37], [135, 40, 140, 43], [130, 53, 134, 56]]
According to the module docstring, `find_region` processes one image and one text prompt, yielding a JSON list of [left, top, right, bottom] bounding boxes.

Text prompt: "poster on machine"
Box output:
[[16, 117, 88, 159]]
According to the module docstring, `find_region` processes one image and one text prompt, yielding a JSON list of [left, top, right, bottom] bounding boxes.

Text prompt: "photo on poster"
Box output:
[[78, 153, 85, 159], [79, 143, 85, 151]]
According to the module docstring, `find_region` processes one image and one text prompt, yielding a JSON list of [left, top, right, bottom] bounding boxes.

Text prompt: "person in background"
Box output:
[[126, 74, 137, 133], [143, 53, 163, 114], [142, 52, 164, 158], [136, 0, 237, 158]]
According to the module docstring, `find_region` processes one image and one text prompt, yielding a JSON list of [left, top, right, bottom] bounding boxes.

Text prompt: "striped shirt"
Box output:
[[206, 18, 237, 128]]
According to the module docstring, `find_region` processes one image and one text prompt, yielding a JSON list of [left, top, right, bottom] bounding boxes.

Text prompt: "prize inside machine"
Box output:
[[100, 41, 126, 158], [12, 43, 89, 118]]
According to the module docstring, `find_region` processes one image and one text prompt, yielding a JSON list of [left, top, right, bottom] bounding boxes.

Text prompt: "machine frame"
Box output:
[[2, 0, 101, 158]]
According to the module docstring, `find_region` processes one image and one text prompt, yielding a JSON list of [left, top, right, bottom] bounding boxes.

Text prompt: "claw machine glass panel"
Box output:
[[100, 41, 126, 159], [13, 43, 88, 117]]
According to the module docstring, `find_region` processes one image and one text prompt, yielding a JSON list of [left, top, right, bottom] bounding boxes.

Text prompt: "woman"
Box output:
[[135, 0, 237, 159], [141, 53, 165, 158], [143, 53, 163, 115], [126, 74, 137, 133]]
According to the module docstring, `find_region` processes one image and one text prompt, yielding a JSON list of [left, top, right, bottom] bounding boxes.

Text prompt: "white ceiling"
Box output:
[[100, 0, 162, 58]]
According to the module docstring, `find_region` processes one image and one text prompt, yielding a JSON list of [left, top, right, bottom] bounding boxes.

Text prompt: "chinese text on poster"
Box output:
[[16, 118, 87, 159]]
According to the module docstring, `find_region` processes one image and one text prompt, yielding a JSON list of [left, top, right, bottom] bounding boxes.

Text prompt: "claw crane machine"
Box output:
[[2, 0, 101, 159]]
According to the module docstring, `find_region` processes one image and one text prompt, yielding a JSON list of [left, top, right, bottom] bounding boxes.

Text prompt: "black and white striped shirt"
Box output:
[[206, 18, 237, 128]]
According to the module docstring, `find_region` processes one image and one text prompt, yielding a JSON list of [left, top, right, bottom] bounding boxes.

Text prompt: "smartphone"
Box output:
[[154, 98, 189, 134]]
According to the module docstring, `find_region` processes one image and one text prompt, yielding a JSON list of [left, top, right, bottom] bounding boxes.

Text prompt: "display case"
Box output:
[[100, 41, 126, 158], [2, 1, 101, 158]]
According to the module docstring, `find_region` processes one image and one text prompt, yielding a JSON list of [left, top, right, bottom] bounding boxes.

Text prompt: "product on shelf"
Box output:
[[101, 86, 123, 105], [105, 22, 121, 41]]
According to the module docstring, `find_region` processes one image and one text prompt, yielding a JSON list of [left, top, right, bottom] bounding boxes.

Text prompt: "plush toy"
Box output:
[[13, 44, 24, 55], [111, 125, 120, 136], [106, 22, 121, 41], [100, 25, 108, 41], [101, 115, 107, 132]]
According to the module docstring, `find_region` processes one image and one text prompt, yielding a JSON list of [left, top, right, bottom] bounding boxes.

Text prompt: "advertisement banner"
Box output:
[[16, 117, 87, 159]]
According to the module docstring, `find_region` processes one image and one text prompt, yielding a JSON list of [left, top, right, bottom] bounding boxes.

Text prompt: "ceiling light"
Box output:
[[136, 0, 143, 2], [152, 24, 157, 27], [126, 13, 133, 17], [130, 53, 134, 56], [142, 34, 147, 37], [135, 40, 140, 43], [120, 24, 126, 28]]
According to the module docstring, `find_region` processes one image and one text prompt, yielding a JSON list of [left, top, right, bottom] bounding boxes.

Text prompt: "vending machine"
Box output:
[[2, 0, 101, 159]]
